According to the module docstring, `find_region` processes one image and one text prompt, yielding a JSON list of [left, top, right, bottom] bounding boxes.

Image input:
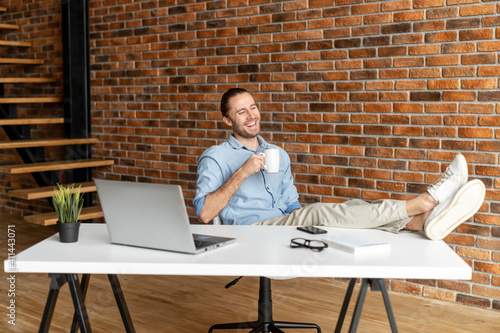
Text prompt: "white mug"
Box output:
[[260, 148, 280, 174]]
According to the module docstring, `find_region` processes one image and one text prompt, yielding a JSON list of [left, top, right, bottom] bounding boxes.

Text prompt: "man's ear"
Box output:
[[223, 116, 232, 127]]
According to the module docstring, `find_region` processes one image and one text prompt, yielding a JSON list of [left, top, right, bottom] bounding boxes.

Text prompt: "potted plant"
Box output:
[[52, 184, 84, 243]]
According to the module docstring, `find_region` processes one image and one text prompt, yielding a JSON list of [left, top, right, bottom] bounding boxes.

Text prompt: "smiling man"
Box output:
[[194, 88, 298, 226], [193, 88, 485, 240]]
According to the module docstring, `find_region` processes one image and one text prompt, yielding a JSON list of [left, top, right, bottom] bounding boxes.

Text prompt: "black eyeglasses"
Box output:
[[290, 238, 328, 252]]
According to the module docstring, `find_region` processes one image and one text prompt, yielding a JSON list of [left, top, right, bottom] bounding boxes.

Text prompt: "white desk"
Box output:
[[7, 224, 471, 278], [5, 224, 471, 332]]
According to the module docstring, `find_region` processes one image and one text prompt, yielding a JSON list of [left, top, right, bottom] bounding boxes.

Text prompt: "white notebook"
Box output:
[[322, 234, 390, 255]]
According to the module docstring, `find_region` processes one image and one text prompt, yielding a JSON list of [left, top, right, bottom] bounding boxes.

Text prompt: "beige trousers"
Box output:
[[252, 199, 412, 234]]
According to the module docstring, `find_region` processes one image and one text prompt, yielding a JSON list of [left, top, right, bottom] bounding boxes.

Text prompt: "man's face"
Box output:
[[223, 92, 261, 140]]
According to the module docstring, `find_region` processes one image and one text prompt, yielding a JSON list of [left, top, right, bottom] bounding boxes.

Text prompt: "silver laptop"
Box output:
[[95, 179, 235, 254]]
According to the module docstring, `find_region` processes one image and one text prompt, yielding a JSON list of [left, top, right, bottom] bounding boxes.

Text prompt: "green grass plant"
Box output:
[[52, 184, 84, 223]]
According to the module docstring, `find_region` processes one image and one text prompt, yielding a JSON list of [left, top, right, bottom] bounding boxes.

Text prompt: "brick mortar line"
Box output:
[[97, 151, 498, 172], [89, 20, 500, 33], [91, 130, 499, 139], [87, 67, 500, 74], [88, 42, 500, 50], [89, 5, 500, 17], [89, 12, 500, 23]]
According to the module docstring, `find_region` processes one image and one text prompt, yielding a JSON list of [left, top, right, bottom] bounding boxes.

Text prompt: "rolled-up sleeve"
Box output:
[[280, 151, 301, 213], [285, 201, 302, 213], [194, 156, 224, 219]]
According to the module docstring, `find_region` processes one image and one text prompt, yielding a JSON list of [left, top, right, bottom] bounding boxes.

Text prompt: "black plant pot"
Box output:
[[57, 222, 81, 243]]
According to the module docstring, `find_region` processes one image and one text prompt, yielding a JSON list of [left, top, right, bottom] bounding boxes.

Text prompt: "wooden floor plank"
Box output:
[[0, 214, 499, 332]]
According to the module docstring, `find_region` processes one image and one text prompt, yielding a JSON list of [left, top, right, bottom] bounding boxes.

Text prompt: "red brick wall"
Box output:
[[2, 0, 500, 311]]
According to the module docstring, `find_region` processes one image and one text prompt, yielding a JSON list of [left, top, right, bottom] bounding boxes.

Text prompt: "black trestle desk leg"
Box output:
[[39, 274, 67, 333], [39, 288, 59, 333], [343, 279, 398, 333], [372, 279, 398, 333], [108, 274, 136, 332], [348, 279, 370, 333], [70, 274, 91, 333], [66, 274, 92, 333], [334, 278, 357, 333]]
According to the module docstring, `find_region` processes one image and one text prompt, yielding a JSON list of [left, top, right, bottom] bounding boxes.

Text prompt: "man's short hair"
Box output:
[[220, 88, 249, 117]]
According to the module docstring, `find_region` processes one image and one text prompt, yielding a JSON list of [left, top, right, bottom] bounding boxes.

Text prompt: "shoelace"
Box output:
[[428, 169, 452, 190]]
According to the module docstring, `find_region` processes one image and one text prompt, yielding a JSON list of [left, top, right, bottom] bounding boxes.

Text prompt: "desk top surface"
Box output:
[[5, 224, 471, 279]]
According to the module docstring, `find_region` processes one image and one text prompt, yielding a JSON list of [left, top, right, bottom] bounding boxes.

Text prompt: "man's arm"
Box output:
[[280, 150, 301, 214], [198, 154, 264, 223]]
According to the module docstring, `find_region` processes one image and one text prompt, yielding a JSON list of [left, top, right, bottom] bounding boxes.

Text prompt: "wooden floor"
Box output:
[[1, 213, 499, 332]]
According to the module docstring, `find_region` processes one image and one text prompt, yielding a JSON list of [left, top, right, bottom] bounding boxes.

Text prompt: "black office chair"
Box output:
[[209, 217, 321, 333], [209, 276, 321, 333]]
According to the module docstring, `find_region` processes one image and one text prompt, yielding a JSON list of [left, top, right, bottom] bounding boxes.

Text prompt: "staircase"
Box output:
[[0, 6, 112, 226]]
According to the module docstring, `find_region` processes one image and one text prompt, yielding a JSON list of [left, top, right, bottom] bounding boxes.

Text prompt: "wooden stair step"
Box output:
[[0, 23, 19, 30], [9, 181, 96, 200], [0, 96, 62, 104], [0, 158, 114, 174], [0, 137, 98, 149], [0, 58, 44, 65], [0, 77, 56, 83], [24, 205, 103, 226], [0, 117, 64, 125], [0, 40, 31, 47]]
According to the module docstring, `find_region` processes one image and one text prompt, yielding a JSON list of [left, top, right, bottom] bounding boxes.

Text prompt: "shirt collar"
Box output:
[[227, 134, 270, 152]]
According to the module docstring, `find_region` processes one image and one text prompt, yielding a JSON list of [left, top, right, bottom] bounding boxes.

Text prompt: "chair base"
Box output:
[[209, 277, 321, 333], [209, 320, 321, 333]]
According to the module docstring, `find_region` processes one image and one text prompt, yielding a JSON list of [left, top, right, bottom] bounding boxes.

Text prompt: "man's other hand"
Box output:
[[240, 153, 264, 178]]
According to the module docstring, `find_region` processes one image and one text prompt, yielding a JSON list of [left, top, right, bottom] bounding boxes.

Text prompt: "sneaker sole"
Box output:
[[424, 179, 485, 240]]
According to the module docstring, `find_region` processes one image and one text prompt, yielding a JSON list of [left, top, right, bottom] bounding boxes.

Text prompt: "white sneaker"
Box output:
[[427, 153, 468, 204], [425, 179, 485, 240]]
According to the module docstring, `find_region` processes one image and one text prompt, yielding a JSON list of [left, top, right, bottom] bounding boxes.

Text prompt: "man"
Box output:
[[194, 88, 485, 240]]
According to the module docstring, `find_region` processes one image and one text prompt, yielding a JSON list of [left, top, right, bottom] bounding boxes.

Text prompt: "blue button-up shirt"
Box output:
[[194, 135, 301, 225]]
